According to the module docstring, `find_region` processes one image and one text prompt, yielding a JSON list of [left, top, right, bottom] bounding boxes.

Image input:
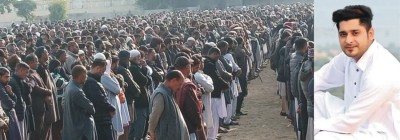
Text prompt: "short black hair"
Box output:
[[223, 37, 234, 46], [91, 59, 107, 68], [72, 65, 87, 79], [332, 5, 373, 31], [149, 37, 163, 48], [55, 50, 66, 59], [24, 54, 37, 64], [15, 62, 30, 71], [217, 41, 228, 49], [201, 43, 213, 55], [34, 46, 47, 59], [175, 52, 190, 62], [295, 38, 308, 51], [208, 47, 221, 55], [0, 67, 10, 76], [165, 70, 182, 81], [111, 56, 119, 64]]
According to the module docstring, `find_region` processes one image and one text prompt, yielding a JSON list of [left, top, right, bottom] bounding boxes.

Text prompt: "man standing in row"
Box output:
[[83, 54, 116, 140], [174, 56, 206, 140], [148, 70, 189, 140], [63, 65, 97, 140]]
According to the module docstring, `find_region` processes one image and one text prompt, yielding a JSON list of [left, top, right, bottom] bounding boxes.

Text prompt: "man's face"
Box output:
[[40, 49, 49, 63], [86, 45, 94, 55], [59, 53, 67, 63], [181, 64, 191, 78], [77, 73, 88, 85], [0, 72, 10, 85], [95, 66, 106, 76], [338, 19, 374, 61], [154, 44, 161, 53], [147, 50, 156, 61], [171, 74, 184, 92], [41, 35, 48, 41], [16, 68, 29, 79], [29, 57, 39, 70], [220, 46, 228, 54], [210, 52, 220, 61], [71, 43, 79, 54], [79, 54, 85, 61], [0, 40, 4, 48]]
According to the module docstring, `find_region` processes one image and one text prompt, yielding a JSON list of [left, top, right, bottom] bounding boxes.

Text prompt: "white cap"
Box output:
[[187, 37, 195, 42], [145, 26, 152, 31], [206, 42, 217, 47], [101, 25, 108, 29], [142, 20, 147, 24], [78, 50, 85, 55], [118, 30, 127, 35], [233, 27, 243, 30], [94, 53, 106, 60], [130, 50, 140, 58]]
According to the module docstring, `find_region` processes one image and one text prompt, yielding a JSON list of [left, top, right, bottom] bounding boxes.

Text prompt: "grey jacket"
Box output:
[[289, 51, 305, 98], [149, 84, 189, 140], [62, 81, 97, 140], [64, 51, 79, 74]]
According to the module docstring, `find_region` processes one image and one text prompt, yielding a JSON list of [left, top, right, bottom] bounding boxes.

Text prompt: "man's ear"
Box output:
[[368, 27, 374, 41]]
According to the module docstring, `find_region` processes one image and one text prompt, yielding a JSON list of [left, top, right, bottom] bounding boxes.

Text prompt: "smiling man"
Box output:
[[314, 5, 400, 140]]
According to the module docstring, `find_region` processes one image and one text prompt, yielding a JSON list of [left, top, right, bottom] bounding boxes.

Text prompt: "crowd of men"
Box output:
[[0, 2, 313, 140]]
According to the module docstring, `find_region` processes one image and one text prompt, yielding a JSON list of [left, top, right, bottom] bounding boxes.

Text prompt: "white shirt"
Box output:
[[314, 40, 400, 139]]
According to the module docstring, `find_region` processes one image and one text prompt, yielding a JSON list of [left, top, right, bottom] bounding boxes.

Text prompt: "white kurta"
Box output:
[[314, 40, 400, 139], [194, 71, 214, 128], [224, 53, 240, 97]]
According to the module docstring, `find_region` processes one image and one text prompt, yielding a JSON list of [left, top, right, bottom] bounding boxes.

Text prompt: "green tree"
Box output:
[[0, 0, 16, 14], [48, 0, 67, 21], [13, 0, 37, 22]]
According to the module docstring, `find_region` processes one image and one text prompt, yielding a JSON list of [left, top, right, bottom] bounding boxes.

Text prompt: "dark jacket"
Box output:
[[148, 62, 164, 88], [271, 39, 287, 70], [83, 73, 116, 126], [277, 45, 291, 82], [114, 64, 141, 105], [150, 84, 189, 140], [290, 51, 305, 98], [175, 79, 203, 134], [165, 47, 178, 67], [233, 46, 249, 79], [63, 80, 97, 140], [49, 59, 70, 81], [0, 84, 16, 112], [129, 63, 150, 108], [28, 69, 53, 133], [9, 74, 30, 121], [36, 63, 60, 123], [203, 56, 229, 98]]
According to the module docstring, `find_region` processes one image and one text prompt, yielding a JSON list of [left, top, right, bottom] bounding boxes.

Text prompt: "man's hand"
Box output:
[[4, 85, 13, 95], [0, 123, 8, 131], [149, 132, 155, 140], [296, 104, 302, 114], [110, 111, 116, 117]]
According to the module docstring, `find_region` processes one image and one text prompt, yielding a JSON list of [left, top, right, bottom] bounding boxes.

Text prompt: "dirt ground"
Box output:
[[221, 64, 296, 140]]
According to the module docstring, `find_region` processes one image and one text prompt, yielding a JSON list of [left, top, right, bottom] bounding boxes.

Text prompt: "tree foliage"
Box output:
[[13, 0, 37, 22], [48, 0, 67, 21], [0, 0, 16, 14]]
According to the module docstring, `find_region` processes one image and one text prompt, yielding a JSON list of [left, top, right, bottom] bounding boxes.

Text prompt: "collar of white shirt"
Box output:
[[354, 40, 377, 72]]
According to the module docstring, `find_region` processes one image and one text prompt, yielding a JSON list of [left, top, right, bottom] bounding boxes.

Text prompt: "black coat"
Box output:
[[129, 63, 150, 108], [10, 74, 35, 132], [114, 65, 141, 105], [83, 73, 115, 126], [203, 56, 229, 98], [10, 74, 29, 120]]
